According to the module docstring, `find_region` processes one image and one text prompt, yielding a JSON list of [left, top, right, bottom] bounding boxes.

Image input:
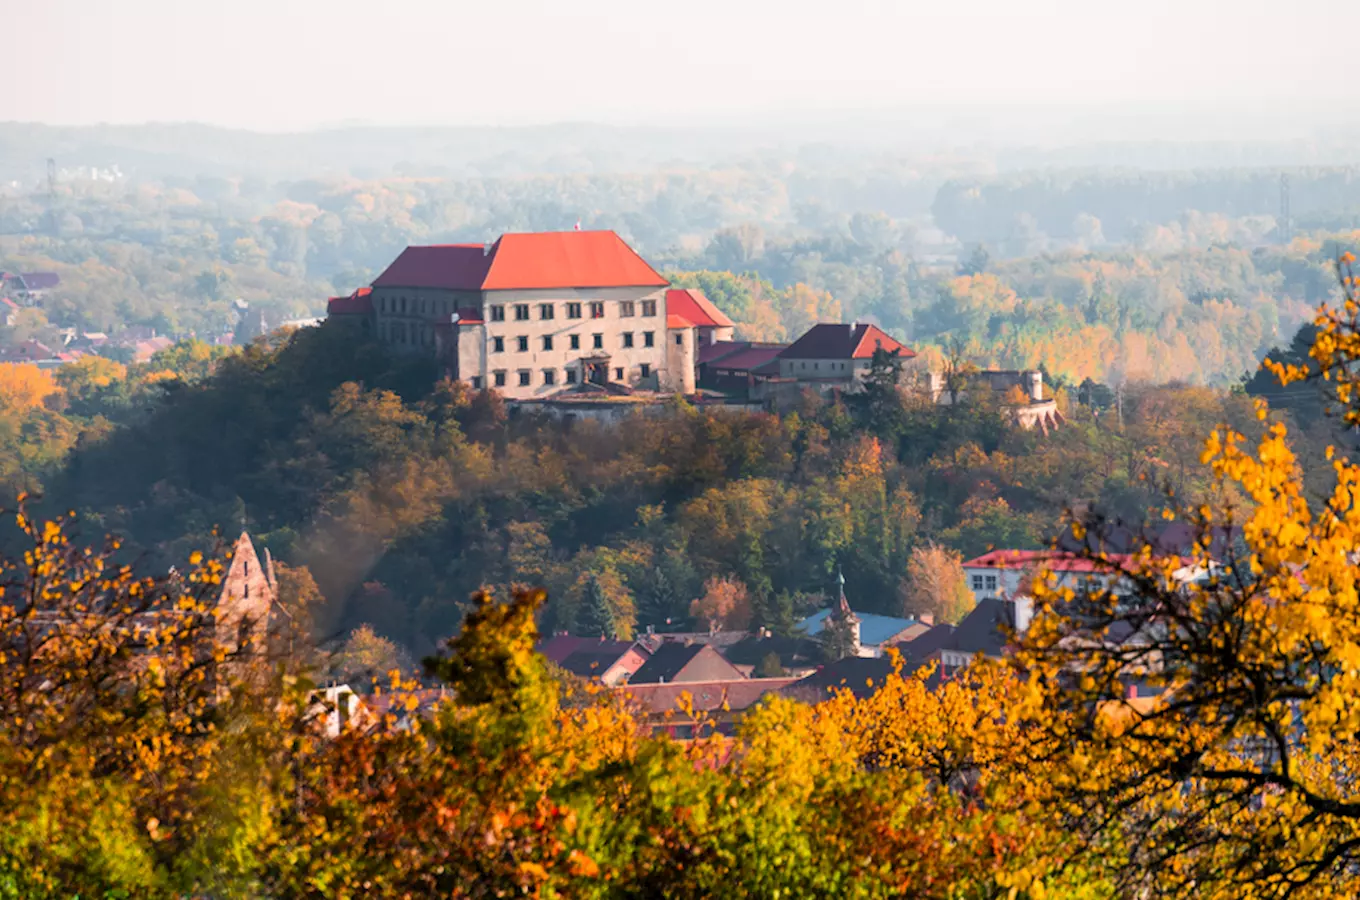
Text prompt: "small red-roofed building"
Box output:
[[776, 323, 914, 385]]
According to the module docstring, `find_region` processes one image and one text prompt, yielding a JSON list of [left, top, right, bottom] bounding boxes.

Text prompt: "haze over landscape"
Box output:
[[7, 2, 1360, 897]]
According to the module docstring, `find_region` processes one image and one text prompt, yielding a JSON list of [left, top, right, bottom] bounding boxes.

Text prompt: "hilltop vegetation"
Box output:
[[0, 321, 1327, 659]]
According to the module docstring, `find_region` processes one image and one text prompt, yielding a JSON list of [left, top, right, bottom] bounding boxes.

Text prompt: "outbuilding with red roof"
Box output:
[[775, 323, 914, 385]]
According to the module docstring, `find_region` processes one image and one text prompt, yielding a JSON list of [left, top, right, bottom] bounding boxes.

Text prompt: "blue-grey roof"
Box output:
[[798, 609, 920, 647]]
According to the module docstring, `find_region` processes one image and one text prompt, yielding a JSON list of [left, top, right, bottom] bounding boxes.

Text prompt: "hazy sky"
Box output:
[[4, 0, 1355, 132]]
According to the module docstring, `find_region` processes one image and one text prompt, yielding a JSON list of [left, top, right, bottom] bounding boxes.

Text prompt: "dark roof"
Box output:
[[699, 340, 750, 366], [721, 634, 823, 669], [372, 232, 667, 292], [779, 323, 914, 361], [706, 345, 788, 375], [558, 641, 642, 678], [629, 642, 706, 683], [538, 635, 595, 666], [779, 656, 897, 701], [948, 598, 1016, 657], [19, 272, 59, 290], [895, 623, 958, 664], [372, 245, 491, 290], [326, 287, 374, 316]]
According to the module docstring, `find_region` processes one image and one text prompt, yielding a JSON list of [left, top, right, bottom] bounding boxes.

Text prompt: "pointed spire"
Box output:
[[835, 567, 855, 619]]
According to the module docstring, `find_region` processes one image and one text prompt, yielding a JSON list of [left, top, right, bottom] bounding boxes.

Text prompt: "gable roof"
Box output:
[[372, 245, 491, 291], [962, 549, 1137, 574], [947, 598, 1016, 657], [666, 288, 734, 328], [779, 323, 914, 361], [629, 642, 743, 684], [798, 608, 922, 647], [558, 641, 647, 679]]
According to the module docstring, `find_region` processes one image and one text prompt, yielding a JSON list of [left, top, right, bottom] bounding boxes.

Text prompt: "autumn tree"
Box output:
[[1014, 254, 1360, 897], [690, 575, 752, 633], [902, 542, 975, 624]]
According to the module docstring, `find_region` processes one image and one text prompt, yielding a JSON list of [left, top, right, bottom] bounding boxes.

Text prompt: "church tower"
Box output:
[[214, 532, 277, 654]]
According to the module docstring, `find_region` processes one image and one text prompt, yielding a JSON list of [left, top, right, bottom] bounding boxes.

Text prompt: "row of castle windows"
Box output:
[[492, 332, 655, 353], [471, 363, 651, 390], [378, 296, 657, 320]]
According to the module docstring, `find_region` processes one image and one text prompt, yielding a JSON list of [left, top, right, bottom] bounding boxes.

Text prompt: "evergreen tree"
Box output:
[[636, 566, 679, 630], [575, 574, 618, 638]]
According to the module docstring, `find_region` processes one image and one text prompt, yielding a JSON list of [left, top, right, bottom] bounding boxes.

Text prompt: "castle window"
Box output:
[[471, 376, 483, 389], [517, 336, 528, 352], [640, 363, 651, 378], [543, 369, 556, 385], [592, 333, 603, 350], [493, 336, 504, 353], [675, 334, 683, 346], [570, 334, 580, 350], [518, 370, 531, 387], [985, 575, 998, 592], [620, 300, 636, 317], [614, 367, 624, 381], [622, 332, 634, 349], [542, 335, 553, 351], [643, 331, 654, 347], [539, 303, 555, 320], [567, 302, 582, 319], [971, 575, 984, 591], [491, 305, 506, 322], [565, 368, 577, 384], [514, 304, 530, 321], [494, 370, 506, 387], [642, 299, 657, 317], [589, 302, 604, 319]]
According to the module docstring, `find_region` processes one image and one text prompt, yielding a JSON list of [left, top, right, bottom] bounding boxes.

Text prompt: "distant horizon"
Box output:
[[4, 99, 1360, 148], [7, 0, 1357, 140]]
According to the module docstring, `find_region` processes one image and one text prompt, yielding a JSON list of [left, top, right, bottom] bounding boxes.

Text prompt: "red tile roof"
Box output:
[[326, 286, 374, 316], [372, 245, 491, 290], [667, 314, 692, 329], [779, 323, 914, 361], [707, 345, 787, 374], [666, 288, 734, 328], [483, 231, 667, 290], [373, 232, 666, 292], [961, 549, 1138, 574]]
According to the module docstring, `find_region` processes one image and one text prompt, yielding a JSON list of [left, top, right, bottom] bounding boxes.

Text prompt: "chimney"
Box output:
[[1011, 598, 1034, 634]]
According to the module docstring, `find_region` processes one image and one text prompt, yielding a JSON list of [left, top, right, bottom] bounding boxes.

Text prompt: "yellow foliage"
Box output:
[[0, 362, 59, 411]]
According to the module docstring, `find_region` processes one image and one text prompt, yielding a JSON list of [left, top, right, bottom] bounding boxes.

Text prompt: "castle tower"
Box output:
[[664, 319, 697, 395]]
